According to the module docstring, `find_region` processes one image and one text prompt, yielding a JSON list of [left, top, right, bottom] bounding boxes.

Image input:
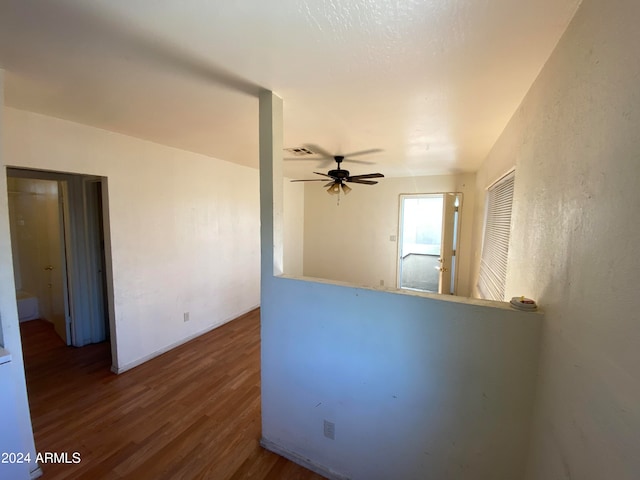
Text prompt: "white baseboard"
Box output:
[[260, 437, 350, 480], [30, 465, 43, 479], [110, 305, 260, 374]]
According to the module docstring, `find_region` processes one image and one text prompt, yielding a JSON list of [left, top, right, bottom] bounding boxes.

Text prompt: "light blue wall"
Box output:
[[262, 277, 542, 479], [259, 92, 544, 480]]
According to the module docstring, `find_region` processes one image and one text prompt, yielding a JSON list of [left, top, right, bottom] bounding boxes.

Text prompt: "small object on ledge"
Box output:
[[510, 296, 538, 311]]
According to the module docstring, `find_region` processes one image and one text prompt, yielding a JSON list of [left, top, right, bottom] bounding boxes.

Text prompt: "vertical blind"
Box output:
[[477, 171, 515, 301]]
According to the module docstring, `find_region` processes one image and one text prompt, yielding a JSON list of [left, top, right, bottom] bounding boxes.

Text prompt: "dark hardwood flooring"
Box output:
[[20, 311, 324, 480]]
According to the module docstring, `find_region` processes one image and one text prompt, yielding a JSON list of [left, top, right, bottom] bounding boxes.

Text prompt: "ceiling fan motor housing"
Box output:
[[328, 169, 349, 180]]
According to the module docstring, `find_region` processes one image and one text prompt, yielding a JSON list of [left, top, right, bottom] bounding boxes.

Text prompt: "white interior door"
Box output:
[[438, 194, 457, 294], [47, 181, 70, 344]]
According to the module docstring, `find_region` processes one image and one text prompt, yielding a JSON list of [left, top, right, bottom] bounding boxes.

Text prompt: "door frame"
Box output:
[[6, 167, 117, 362], [57, 179, 72, 344], [396, 192, 463, 294]]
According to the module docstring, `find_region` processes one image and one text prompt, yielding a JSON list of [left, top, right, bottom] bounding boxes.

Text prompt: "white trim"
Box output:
[[486, 166, 516, 191], [260, 437, 350, 480], [110, 305, 260, 374]]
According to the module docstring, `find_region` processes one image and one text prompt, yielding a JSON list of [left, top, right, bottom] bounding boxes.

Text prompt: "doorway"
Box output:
[[7, 168, 114, 352], [397, 193, 462, 294], [8, 176, 69, 343]]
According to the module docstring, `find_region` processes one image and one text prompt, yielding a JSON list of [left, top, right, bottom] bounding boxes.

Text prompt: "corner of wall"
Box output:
[[0, 68, 38, 480]]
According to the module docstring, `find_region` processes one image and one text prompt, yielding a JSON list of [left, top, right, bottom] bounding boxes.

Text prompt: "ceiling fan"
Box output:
[[289, 144, 384, 196]]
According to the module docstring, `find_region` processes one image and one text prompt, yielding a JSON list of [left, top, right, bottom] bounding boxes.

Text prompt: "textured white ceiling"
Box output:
[[0, 0, 581, 178]]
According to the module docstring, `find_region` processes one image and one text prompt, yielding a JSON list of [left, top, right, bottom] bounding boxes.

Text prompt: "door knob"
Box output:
[[44, 265, 54, 271]]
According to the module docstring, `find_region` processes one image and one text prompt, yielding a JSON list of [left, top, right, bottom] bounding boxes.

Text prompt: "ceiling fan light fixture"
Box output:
[[341, 183, 352, 195], [327, 184, 340, 195]]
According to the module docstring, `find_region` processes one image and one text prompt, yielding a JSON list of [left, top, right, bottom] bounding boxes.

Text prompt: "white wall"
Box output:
[[283, 179, 304, 276], [2, 107, 261, 371], [260, 93, 543, 480], [471, 0, 640, 478], [303, 174, 476, 297]]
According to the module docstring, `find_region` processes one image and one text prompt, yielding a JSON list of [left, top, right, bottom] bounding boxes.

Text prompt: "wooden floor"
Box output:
[[20, 311, 324, 480]]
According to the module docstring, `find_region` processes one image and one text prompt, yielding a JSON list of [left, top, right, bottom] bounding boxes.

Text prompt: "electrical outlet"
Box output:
[[389, 235, 397, 242], [183, 312, 190, 322], [380, 279, 384, 286], [324, 420, 335, 440]]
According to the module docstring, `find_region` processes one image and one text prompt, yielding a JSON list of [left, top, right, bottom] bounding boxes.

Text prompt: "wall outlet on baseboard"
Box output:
[[324, 420, 335, 440], [183, 312, 190, 322]]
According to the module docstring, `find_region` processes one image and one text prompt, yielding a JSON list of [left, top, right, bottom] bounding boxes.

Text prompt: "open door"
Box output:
[[437, 193, 458, 295]]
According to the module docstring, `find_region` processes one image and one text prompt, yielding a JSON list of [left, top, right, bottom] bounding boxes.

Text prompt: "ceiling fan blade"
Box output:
[[303, 144, 335, 159], [324, 181, 336, 188], [285, 157, 334, 168], [347, 179, 379, 185], [314, 171, 337, 179], [343, 148, 383, 158], [347, 173, 384, 180], [290, 179, 333, 182], [340, 158, 375, 165]]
